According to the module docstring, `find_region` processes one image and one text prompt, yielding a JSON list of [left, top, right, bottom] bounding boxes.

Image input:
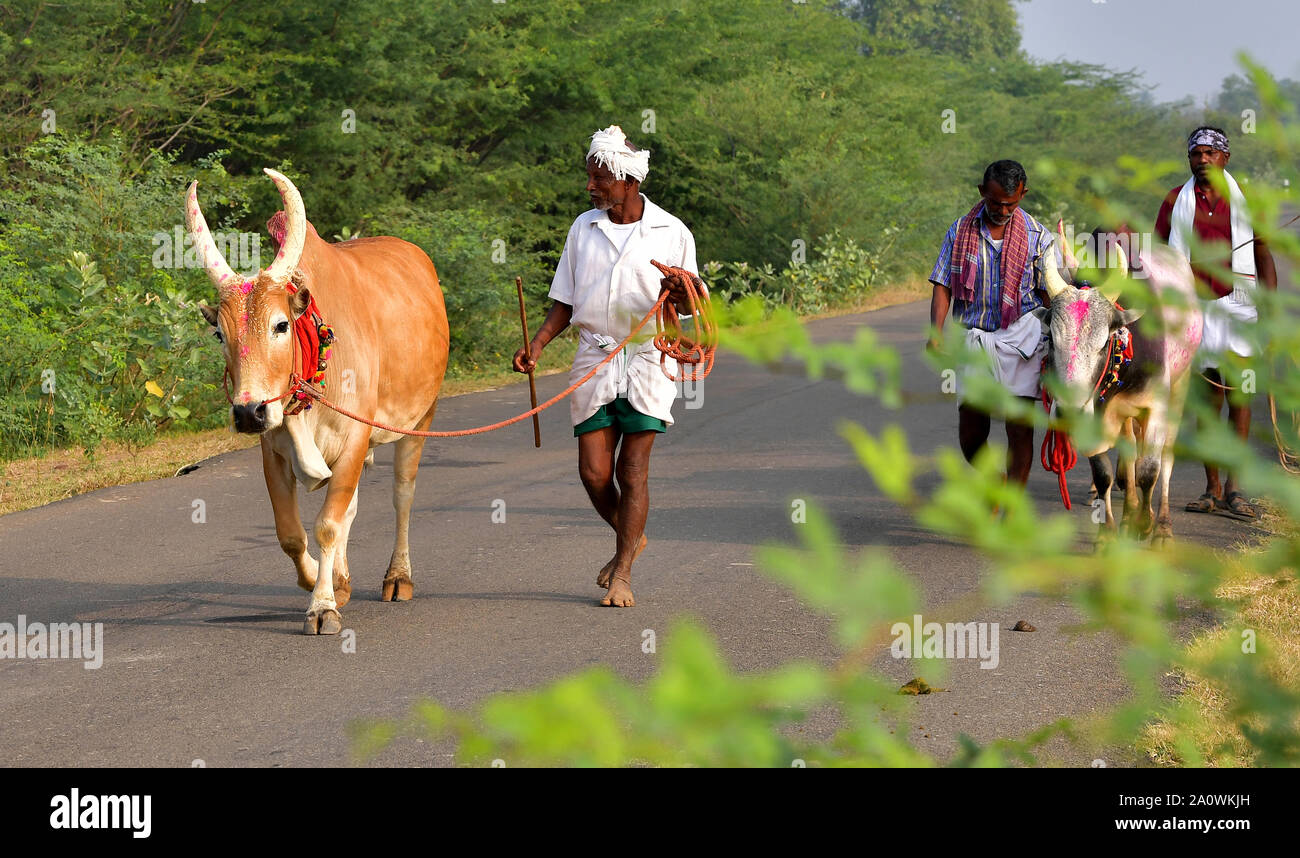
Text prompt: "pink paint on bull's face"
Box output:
[[241, 391, 252, 404], [1064, 299, 1091, 378], [1067, 299, 1090, 326]]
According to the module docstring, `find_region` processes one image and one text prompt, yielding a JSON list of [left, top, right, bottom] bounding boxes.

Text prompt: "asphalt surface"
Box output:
[[0, 299, 1275, 767]]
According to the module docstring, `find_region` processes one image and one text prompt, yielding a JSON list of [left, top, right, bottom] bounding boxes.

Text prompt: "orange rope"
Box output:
[[650, 259, 716, 382], [251, 262, 715, 438]]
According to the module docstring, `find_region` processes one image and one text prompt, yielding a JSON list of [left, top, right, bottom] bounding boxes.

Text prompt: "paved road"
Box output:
[[0, 300, 1274, 767]]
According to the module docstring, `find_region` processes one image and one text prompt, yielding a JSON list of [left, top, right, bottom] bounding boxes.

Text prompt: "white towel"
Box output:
[[1168, 171, 1258, 364], [956, 311, 1048, 402], [1167, 171, 1256, 302]]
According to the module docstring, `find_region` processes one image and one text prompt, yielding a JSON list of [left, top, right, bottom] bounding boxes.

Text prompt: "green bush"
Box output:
[[702, 230, 888, 314], [0, 135, 233, 457]]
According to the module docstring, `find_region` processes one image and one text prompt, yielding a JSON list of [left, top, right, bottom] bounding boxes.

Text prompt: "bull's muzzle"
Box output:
[[232, 402, 269, 434]]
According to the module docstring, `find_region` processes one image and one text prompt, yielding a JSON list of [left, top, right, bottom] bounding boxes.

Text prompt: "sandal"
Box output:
[[1215, 491, 1258, 521], [1184, 492, 1217, 513]]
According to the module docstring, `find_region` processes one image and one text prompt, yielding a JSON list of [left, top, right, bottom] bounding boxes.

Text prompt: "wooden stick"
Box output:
[[515, 276, 541, 447]]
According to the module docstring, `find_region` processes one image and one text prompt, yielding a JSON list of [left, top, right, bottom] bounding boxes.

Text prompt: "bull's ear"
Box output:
[[289, 287, 311, 320], [1113, 307, 1143, 329], [198, 302, 218, 327]]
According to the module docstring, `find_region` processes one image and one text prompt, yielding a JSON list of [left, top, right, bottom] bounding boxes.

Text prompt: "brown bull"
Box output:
[[187, 169, 449, 634]]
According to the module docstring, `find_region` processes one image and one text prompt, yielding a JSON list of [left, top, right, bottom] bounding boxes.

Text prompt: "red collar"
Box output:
[[283, 284, 335, 415]]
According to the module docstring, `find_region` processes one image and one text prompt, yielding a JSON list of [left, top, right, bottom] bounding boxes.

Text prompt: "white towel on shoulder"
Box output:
[[1168, 171, 1259, 365], [1168, 171, 1256, 302]]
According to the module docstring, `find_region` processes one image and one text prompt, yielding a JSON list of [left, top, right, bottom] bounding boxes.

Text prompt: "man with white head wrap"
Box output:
[[512, 125, 708, 607], [1155, 125, 1277, 520]]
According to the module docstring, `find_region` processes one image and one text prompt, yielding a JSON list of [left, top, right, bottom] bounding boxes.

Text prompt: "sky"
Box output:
[[1019, 0, 1300, 105]]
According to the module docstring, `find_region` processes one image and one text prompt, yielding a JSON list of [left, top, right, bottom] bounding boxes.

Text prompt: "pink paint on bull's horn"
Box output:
[[185, 181, 239, 295], [261, 169, 305, 283], [1056, 218, 1078, 270]]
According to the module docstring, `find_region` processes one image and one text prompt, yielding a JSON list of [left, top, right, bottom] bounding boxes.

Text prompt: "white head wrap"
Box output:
[[586, 125, 649, 182]]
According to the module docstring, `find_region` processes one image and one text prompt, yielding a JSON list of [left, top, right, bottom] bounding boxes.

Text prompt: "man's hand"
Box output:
[[650, 259, 705, 309], [512, 341, 539, 373], [660, 273, 697, 308]]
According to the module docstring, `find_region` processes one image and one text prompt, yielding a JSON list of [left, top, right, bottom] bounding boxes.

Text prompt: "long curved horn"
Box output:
[[1045, 239, 1071, 299], [261, 168, 306, 282], [1100, 241, 1128, 305], [186, 181, 240, 294], [1056, 218, 1078, 270]]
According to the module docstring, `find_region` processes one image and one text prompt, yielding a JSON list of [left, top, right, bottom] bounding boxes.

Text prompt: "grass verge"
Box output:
[[1138, 500, 1300, 766]]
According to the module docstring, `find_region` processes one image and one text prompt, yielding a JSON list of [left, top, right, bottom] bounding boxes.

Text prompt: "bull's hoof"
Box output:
[[1093, 524, 1118, 553], [1150, 523, 1174, 550], [334, 573, 352, 608], [381, 573, 413, 602], [303, 608, 342, 636]]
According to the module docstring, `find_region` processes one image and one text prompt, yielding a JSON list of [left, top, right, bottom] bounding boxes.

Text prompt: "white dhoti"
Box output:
[[1197, 289, 1257, 370], [955, 310, 1048, 403]]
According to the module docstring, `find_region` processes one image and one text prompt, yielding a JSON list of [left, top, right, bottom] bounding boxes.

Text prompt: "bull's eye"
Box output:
[[273, 320, 290, 335], [212, 329, 225, 344]]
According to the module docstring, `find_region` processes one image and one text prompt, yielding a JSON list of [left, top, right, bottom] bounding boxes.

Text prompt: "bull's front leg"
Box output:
[[332, 484, 358, 608], [1133, 409, 1168, 543], [304, 443, 367, 635], [1116, 417, 1140, 532], [1088, 452, 1118, 548], [261, 435, 318, 591], [1151, 382, 1188, 548]]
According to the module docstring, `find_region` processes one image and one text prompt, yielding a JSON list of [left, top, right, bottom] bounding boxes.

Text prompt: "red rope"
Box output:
[[1039, 384, 1077, 510], [224, 262, 716, 438]]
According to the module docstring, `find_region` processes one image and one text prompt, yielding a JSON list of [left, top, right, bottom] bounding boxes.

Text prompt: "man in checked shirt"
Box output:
[[927, 160, 1056, 486]]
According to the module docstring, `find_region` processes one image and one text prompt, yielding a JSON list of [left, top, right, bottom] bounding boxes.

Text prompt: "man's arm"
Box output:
[[512, 301, 573, 373], [926, 221, 960, 352], [928, 281, 950, 351], [1255, 235, 1278, 292]]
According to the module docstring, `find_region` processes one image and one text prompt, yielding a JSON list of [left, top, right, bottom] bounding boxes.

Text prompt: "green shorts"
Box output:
[[573, 397, 668, 437]]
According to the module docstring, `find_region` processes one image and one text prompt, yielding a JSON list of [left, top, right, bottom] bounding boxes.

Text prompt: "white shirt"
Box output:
[[603, 220, 638, 255], [549, 194, 701, 426]]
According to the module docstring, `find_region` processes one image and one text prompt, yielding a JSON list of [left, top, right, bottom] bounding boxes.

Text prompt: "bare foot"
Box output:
[[600, 574, 635, 607], [596, 533, 647, 588]]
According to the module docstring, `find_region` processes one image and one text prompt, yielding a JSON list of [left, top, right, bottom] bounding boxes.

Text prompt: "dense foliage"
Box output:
[[0, 0, 1291, 456]]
